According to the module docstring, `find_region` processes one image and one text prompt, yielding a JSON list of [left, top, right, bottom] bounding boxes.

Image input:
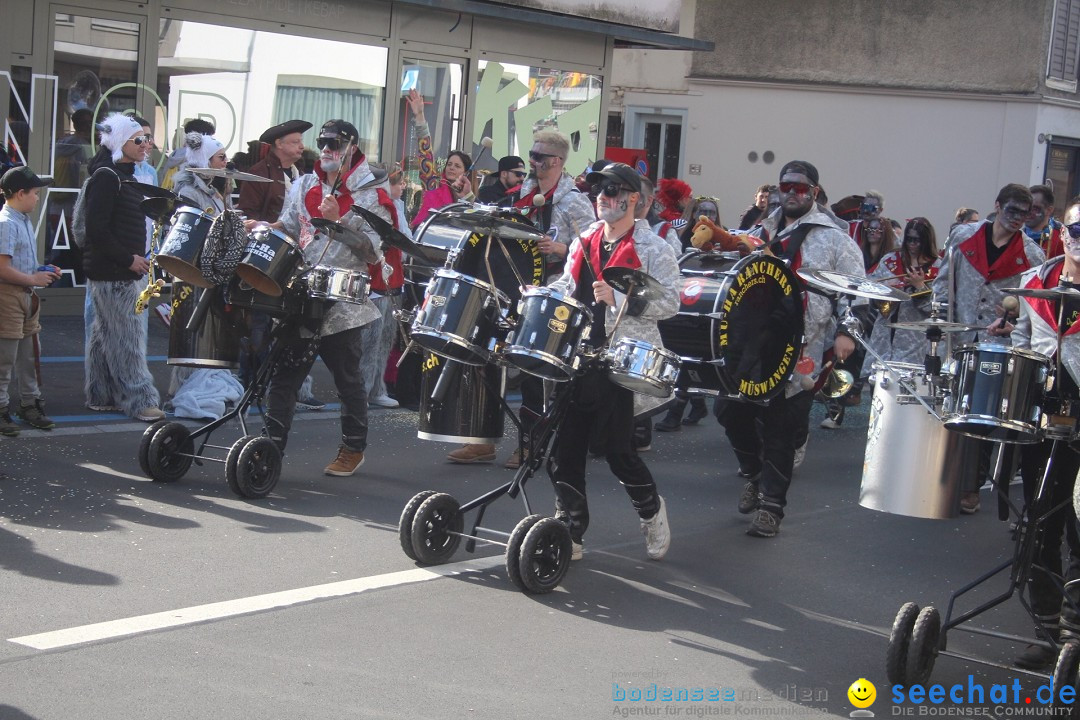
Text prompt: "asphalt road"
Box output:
[[0, 316, 1060, 719]]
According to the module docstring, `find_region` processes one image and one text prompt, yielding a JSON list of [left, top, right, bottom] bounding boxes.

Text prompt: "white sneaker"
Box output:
[[819, 416, 840, 430], [370, 394, 399, 408], [793, 439, 808, 469], [136, 407, 165, 422], [641, 496, 671, 560], [571, 541, 583, 561]]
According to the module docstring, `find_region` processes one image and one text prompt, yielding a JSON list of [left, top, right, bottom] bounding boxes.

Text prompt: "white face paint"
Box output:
[[1064, 236, 1080, 263], [598, 202, 628, 224], [1064, 207, 1080, 262]]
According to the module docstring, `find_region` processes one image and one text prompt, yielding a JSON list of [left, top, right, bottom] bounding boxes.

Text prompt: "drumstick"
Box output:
[[328, 133, 355, 198]]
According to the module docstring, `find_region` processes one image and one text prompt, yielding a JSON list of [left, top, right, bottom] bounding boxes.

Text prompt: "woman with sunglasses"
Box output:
[[172, 132, 231, 215], [860, 217, 940, 373], [405, 88, 473, 229], [678, 195, 721, 250]]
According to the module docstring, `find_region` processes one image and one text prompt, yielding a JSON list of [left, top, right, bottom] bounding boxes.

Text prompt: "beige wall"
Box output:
[[506, 0, 681, 33], [611, 0, 694, 94], [622, 80, 1048, 236], [692, 0, 1050, 94]]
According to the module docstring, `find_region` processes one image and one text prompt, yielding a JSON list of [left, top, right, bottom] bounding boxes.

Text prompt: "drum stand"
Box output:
[[882, 305, 1080, 688], [399, 360, 586, 595], [137, 317, 300, 499]]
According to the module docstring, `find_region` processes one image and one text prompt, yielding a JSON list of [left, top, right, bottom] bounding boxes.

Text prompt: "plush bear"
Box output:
[[689, 216, 767, 256]]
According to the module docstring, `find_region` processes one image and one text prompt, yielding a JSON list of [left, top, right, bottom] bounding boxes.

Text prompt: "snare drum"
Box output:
[[411, 268, 508, 366], [235, 228, 304, 297], [502, 286, 593, 381], [945, 343, 1050, 444], [157, 207, 215, 288], [604, 337, 681, 398], [306, 266, 370, 305]]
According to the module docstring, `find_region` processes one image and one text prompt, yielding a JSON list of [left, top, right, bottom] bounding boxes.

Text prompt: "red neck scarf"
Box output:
[[567, 225, 642, 285], [513, 182, 558, 223], [304, 155, 364, 221], [957, 223, 1032, 281], [1023, 257, 1080, 337]]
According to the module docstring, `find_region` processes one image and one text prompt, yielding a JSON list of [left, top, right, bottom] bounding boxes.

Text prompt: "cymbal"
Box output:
[[129, 181, 177, 200], [886, 318, 984, 333], [140, 196, 178, 223], [1007, 286, 1080, 300], [435, 207, 544, 242], [351, 206, 439, 267], [797, 269, 912, 302], [189, 167, 273, 183], [309, 217, 378, 263], [601, 266, 666, 301]]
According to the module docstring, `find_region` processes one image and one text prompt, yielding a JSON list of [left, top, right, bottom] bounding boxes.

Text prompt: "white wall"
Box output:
[[624, 81, 1059, 236], [504, 0, 682, 33]]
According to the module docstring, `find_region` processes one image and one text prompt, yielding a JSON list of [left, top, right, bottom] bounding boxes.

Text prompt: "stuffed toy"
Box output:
[[689, 216, 767, 256]]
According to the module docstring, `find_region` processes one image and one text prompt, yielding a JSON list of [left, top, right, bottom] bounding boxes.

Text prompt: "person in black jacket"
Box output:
[[82, 113, 163, 421], [476, 155, 525, 206]]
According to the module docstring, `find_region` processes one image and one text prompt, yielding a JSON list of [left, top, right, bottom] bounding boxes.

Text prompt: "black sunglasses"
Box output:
[[316, 137, 343, 151], [1066, 222, 1080, 240], [529, 151, 558, 162], [594, 182, 631, 198], [510, 170, 527, 178]]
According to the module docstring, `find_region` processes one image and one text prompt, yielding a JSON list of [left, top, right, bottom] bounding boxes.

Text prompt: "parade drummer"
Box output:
[[1002, 197, 1080, 670], [717, 160, 864, 538], [263, 119, 394, 477], [546, 162, 679, 561]]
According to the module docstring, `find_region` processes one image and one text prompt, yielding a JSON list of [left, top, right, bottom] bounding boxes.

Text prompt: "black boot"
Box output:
[[684, 397, 708, 425], [656, 397, 688, 432]]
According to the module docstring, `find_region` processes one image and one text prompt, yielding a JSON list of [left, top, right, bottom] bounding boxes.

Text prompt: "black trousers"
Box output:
[[550, 369, 660, 542], [264, 326, 368, 454], [1020, 439, 1080, 635], [715, 390, 814, 518]]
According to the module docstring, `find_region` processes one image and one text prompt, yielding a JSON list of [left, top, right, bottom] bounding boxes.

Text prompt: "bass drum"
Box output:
[[659, 253, 803, 400], [860, 362, 980, 519], [410, 203, 544, 308], [418, 353, 505, 444], [168, 281, 242, 368]]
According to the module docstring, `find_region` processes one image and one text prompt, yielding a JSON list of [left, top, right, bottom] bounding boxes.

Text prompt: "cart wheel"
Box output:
[[505, 514, 545, 590], [138, 420, 171, 478], [514, 517, 572, 595], [886, 602, 920, 685], [229, 436, 281, 499], [409, 493, 463, 565], [1053, 641, 1080, 712], [225, 435, 260, 496], [146, 422, 194, 483], [906, 606, 941, 686], [399, 490, 439, 561]]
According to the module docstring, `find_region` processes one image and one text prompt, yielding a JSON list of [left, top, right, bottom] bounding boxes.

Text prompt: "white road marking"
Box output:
[[10, 555, 505, 650]]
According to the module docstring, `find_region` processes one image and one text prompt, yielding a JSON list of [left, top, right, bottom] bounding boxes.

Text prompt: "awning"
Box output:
[[391, 0, 714, 52]]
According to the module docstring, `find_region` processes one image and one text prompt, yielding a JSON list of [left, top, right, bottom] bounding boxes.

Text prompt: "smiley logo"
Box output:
[[847, 678, 876, 709]]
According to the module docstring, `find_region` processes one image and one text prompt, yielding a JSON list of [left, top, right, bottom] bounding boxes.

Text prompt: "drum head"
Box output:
[[718, 254, 804, 400]]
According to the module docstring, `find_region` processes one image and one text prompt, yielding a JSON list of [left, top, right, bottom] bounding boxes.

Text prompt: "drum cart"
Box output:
[[137, 310, 302, 499], [795, 270, 1080, 691], [399, 360, 582, 595]]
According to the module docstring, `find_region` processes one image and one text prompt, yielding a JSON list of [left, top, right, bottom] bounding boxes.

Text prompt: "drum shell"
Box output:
[[411, 269, 508, 366], [236, 228, 304, 297], [306, 265, 371, 305], [418, 354, 504, 444], [658, 276, 727, 390], [157, 207, 214, 288], [168, 281, 241, 369], [503, 286, 592, 381], [945, 343, 1049, 444], [860, 363, 979, 519], [604, 337, 680, 398], [226, 274, 305, 318]]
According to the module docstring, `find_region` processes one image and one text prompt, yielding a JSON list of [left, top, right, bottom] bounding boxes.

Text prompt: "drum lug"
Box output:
[[1000, 397, 1009, 417], [1007, 357, 1015, 375]]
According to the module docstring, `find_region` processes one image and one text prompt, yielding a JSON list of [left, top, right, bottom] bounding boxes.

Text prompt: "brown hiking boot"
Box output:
[[0, 407, 19, 437], [447, 443, 496, 464], [324, 446, 365, 476], [18, 399, 55, 430]]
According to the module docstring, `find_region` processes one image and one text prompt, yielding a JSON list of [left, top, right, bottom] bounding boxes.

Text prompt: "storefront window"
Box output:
[[46, 13, 141, 286], [475, 60, 602, 178], [156, 21, 388, 175]]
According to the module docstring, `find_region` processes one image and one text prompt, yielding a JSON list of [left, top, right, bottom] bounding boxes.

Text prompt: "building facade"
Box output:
[[1, 0, 704, 312], [612, 0, 1080, 236]]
